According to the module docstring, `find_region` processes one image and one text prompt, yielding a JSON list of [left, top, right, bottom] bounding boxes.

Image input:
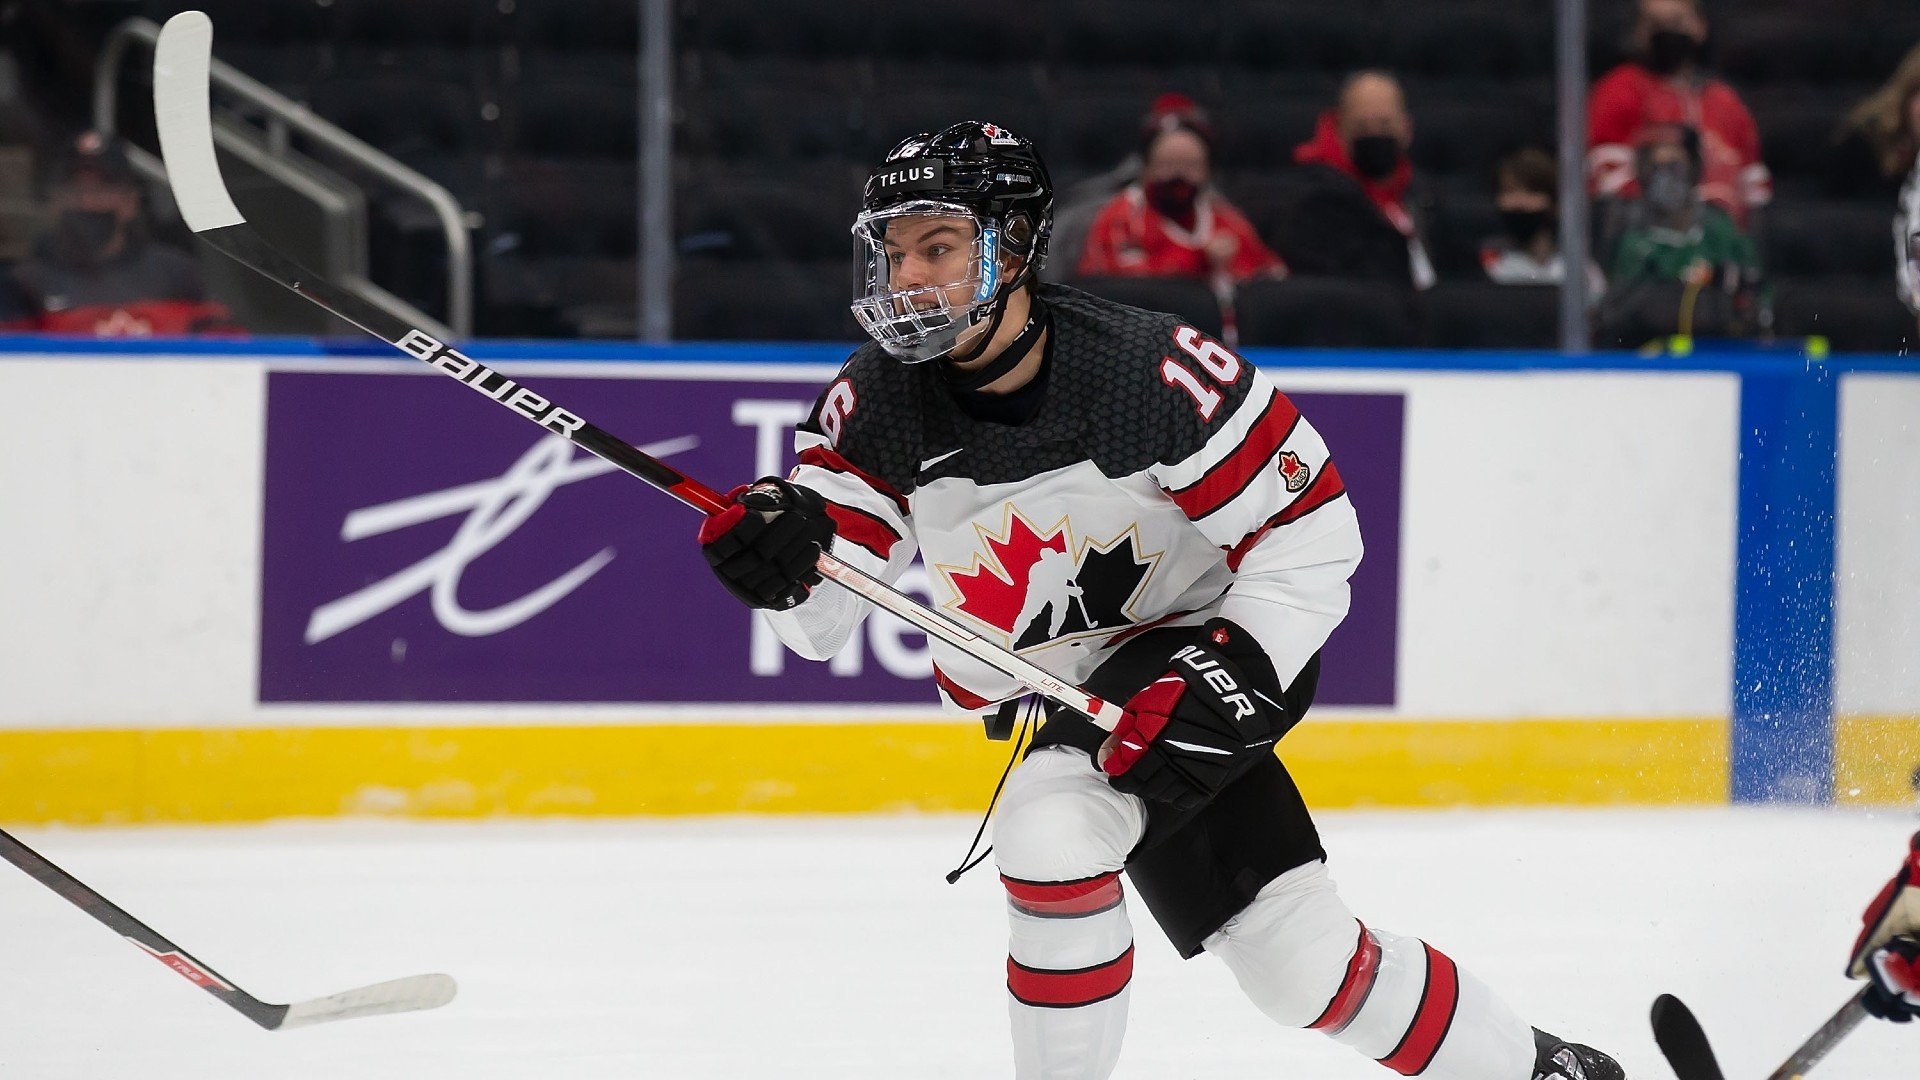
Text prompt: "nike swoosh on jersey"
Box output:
[[918, 447, 965, 472]]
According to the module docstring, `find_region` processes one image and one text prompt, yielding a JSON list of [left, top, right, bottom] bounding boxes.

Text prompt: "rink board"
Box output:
[[0, 342, 1912, 820]]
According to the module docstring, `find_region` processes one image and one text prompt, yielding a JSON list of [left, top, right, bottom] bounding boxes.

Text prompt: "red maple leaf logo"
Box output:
[[1278, 450, 1311, 493], [941, 513, 1068, 635]]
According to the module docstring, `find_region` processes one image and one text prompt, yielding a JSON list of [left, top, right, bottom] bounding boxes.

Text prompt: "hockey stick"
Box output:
[[1650, 989, 1870, 1080], [0, 827, 455, 1030], [151, 10, 1125, 734]]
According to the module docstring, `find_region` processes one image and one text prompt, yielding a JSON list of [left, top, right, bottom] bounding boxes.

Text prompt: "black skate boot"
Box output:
[[1531, 1028, 1626, 1080]]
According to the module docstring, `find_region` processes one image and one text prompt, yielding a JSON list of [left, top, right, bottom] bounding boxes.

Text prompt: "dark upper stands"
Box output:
[[84, 0, 1912, 350]]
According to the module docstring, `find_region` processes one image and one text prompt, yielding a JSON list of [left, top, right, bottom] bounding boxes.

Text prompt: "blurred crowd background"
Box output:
[[0, 0, 1917, 351]]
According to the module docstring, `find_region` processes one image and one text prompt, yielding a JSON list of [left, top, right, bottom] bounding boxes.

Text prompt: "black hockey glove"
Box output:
[[1100, 619, 1291, 810], [1851, 831, 1920, 1022], [1862, 936, 1920, 1022], [697, 477, 835, 611]]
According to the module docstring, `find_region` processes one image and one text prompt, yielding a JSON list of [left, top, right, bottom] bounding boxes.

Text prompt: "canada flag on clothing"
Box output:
[[936, 508, 1161, 652]]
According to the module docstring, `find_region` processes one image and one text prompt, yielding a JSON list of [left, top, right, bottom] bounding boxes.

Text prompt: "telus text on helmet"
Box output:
[[876, 165, 938, 188]]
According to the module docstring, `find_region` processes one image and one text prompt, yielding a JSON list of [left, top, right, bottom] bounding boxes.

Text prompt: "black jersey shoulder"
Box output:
[[796, 286, 1263, 496], [1040, 283, 1263, 476], [795, 342, 928, 497]]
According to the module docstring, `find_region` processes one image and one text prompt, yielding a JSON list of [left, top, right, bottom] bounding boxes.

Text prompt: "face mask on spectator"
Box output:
[[1642, 163, 1694, 215], [1144, 177, 1200, 230], [52, 209, 123, 266], [1645, 30, 1699, 75], [1349, 135, 1403, 180], [1501, 209, 1553, 244]]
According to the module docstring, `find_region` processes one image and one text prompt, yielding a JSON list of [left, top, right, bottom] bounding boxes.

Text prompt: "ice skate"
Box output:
[[1533, 1029, 1626, 1080]]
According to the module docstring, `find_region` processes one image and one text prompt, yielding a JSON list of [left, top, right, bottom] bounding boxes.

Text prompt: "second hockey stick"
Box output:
[[151, 9, 1125, 734], [0, 827, 455, 1030], [1650, 989, 1869, 1080]]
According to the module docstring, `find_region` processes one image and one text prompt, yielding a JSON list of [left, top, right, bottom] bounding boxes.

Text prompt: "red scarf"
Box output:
[[1293, 110, 1416, 237]]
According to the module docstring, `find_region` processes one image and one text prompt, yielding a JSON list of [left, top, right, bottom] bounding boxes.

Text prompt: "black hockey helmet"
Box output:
[[850, 121, 1054, 362]]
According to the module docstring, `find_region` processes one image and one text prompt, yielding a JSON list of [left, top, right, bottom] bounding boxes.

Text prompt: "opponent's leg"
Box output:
[[1205, 861, 1621, 1079], [993, 746, 1148, 1080]]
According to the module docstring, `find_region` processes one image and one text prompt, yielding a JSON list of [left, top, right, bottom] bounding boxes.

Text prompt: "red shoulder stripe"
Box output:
[[1223, 460, 1347, 571], [1164, 392, 1301, 521]]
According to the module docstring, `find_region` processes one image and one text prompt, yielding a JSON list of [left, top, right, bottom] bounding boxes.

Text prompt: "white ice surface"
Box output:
[[0, 808, 1914, 1078]]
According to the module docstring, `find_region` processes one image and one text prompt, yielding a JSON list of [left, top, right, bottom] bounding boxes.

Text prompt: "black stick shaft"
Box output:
[[202, 222, 728, 515], [0, 827, 286, 1028], [1765, 989, 1869, 1080]]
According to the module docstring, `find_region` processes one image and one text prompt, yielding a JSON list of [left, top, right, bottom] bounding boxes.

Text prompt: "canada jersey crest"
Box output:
[[935, 508, 1162, 652], [1278, 450, 1311, 493]]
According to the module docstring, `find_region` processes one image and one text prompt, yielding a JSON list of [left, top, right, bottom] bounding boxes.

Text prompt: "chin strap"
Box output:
[[942, 287, 1048, 392]]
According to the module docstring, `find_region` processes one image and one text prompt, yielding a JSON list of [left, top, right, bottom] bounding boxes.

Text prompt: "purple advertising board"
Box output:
[[259, 365, 1401, 706]]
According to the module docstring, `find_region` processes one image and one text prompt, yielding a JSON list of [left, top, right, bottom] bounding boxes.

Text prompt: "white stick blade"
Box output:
[[152, 10, 245, 233], [277, 973, 457, 1029]]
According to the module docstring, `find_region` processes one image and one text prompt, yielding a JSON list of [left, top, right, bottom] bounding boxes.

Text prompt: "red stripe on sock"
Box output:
[[1001, 872, 1124, 916], [1007, 946, 1135, 1008], [1308, 921, 1382, 1033], [1379, 944, 1461, 1076]]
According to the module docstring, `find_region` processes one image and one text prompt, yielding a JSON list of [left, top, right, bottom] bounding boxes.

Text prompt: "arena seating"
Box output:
[[87, 0, 1917, 350]]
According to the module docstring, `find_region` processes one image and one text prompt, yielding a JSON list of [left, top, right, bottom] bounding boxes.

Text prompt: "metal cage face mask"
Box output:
[[849, 201, 1002, 362]]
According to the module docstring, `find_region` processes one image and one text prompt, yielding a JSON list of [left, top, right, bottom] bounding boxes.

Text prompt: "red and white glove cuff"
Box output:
[[1869, 941, 1920, 1006], [1100, 675, 1184, 779], [1849, 833, 1920, 980]]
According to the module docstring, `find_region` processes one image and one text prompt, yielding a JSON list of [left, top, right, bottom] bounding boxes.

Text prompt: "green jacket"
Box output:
[[1611, 205, 1759, 287]]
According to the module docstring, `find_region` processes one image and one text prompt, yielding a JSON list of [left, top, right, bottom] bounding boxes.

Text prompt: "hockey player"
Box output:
[[697, 121, 1626, 1080], [1850, 832, 1920, 1022]]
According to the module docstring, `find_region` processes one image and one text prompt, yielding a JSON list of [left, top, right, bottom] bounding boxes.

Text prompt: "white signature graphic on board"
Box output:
[[304, 434, 699, 644]]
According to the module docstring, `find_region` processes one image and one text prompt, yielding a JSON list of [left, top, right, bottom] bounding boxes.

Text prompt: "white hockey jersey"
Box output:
[[764, 284, 1364, 712]]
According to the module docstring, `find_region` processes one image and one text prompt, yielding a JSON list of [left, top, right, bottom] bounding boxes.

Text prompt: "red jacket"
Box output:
[[1077, 185, 1283, 282], [26, 298, 237, 336], [6, 241, 240, 337], [1588, 62, 1771, 223]]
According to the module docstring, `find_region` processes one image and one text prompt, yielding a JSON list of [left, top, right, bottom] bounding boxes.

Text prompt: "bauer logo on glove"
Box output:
[[1100, 619, 1293, 810]]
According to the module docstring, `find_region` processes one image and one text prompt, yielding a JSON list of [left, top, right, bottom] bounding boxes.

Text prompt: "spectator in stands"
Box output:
[[1589, 0, 1770, 228], [1074, 99, 1283, 285], [1479, 146, 1605, 297], [3, 131, 236, 336], [1280, 70, 1436, 291], [1046, 93, 1209, 282], [1839, 43, 1920, 329], [1597, 124, 1766, 343]]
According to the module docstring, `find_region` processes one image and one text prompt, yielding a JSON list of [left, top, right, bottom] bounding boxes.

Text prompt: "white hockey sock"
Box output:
[[1315, 926, 1534, 1079], [1208, 862, 1535, 1079], [1003, 871, 1134, 1080]]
